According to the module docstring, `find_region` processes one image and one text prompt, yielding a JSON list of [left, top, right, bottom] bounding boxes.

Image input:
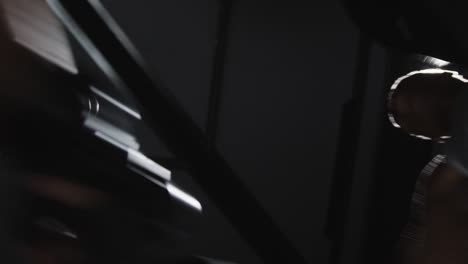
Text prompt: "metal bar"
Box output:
[[338, 44, 390, 264], [206, 0, 233, 141], [48, 0, 307, 263], [326, 35, 371, 264]]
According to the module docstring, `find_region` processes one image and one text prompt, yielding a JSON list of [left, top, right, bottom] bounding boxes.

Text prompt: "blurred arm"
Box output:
[[420, 164, 468, 264]]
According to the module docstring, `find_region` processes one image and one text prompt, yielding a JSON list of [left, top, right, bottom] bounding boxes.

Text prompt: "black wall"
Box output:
[[101, 1, 362, 263]]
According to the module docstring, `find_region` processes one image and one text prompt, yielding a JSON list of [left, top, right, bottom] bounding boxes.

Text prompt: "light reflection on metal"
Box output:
[[127, 165, 166, 188], [87, 0, 147, 69], [127, 149, 171, 181], [84, 115, 140, 150], [88, 98, 92, 115], [47, 0, 128, 92], [167, 183, 202, 212], [36, 217, 78, 240], [410, 134, 432, 140], [388, 69, 468, 141], [84, 115, 171, 181], [86, 95, 100, 116], [90, 86, 141, 120], [422, 56, 450, 68], [94, 131, 128, 152], [128, 165, 201, 212], [95, 95, 100, 115], [95, 132, 172, 181]]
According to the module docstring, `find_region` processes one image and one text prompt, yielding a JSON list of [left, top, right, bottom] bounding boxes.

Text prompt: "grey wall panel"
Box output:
[[217, 1, 359, 263]]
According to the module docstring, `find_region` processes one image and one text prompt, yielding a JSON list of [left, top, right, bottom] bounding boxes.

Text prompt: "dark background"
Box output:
[[97, 1, 423, 264]]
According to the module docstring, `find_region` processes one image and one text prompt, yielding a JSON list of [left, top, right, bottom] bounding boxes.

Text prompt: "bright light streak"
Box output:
[[167, 184, 202, 212], [422, 56, 450, 67]]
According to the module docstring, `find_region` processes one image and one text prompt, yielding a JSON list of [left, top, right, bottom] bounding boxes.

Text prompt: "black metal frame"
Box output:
[[206, 0, 233, 141], [325, 35, 371, 264]]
